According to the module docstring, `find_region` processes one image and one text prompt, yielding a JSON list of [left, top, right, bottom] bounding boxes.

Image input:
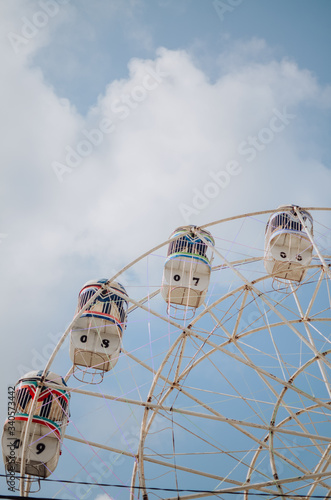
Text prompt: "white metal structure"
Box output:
[[8, 207, 331, 499]]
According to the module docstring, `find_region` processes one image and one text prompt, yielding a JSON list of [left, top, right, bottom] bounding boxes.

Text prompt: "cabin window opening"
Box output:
[[58, 397, 68, 415], [168, 237, 188, 256], [39, 392, 52, 419], [112, 294, 128, 324], [269, 212, 313, 234], [270, 213, 301, 232], [50, 397, 68, 423], [102, 300, 111, 316], [15, 387, 32, 413], [78, 288, 97, 311], [271, 213, 290, 231], [175, 237, 185, 254], [195, 241, 207, 257], [168, 237, 208, 257], [290, 219, 303, 232], [186, 241, 194, 254]]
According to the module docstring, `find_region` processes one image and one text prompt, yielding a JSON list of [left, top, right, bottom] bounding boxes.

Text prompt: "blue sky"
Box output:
[[0, 1, 331, 499], [31, 0, 331, 113]]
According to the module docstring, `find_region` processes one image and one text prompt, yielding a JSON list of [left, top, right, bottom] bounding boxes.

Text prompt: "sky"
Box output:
[[0, 1, 331, 499]]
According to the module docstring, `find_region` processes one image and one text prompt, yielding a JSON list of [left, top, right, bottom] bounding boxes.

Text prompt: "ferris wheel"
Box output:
[[2, 206, 331, 500]]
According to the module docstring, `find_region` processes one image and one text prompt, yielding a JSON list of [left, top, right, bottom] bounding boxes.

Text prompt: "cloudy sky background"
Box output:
[[0, 0, 331, 497]]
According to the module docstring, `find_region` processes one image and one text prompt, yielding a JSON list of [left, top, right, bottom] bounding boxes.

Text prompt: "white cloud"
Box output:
[[1, 0, 73, 59]]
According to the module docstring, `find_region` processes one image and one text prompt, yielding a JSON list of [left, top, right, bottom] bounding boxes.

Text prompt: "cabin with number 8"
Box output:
[[69, 279, 128, 382]]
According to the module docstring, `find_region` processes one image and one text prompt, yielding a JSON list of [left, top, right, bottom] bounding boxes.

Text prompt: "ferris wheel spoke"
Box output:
[[135, 329, 191, 497], [187, 331, 331, 413], [262, 305, 291, 381], [295, 207, 331, 281], [173, 329, 326, 436], [212, 256, 263, 272], [245, 436, 318, 495], [304, 268, 326, 317], [190, 282, 248, 327], [133, 389, 325, 498], [119, 290, 184, 332], [250, 286, 330, 369], [141, 456, 251, 487], [132, 446, 279, 500], [196, 308, 296, 403], [174, 330, 329, 451], [134, 379, 280, 489], [306, 444, 331, 499], [122, 347, 172, 384], [307, 320, 331, 350], [290, 279, 331, 398], [268, 365, 331, 492], [163, 470, 331, 500], [65, 433, 136, 460], [203, 287, 290, 342], [179, 336, 271, 427], [128, 383, 331, 444], [150, 408, 270, 481], [133, 410, 280, 497], [268, 422, 331, 493], [303, 323, 331, 398], [231, 289, 251, 338], [225, 341, 329, 451], [194, 231, 331, 371], [127, 289, 160, 314], [177, 389, 330, 443]]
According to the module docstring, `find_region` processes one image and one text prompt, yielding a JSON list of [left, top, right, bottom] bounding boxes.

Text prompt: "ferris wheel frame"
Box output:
[[14, 206, 331, 499]]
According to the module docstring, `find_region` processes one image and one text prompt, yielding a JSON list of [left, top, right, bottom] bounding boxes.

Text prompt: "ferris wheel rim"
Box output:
[[130, 211, 331, 498], [200, 206, 331, 232], [13, 207, 331, 498]]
